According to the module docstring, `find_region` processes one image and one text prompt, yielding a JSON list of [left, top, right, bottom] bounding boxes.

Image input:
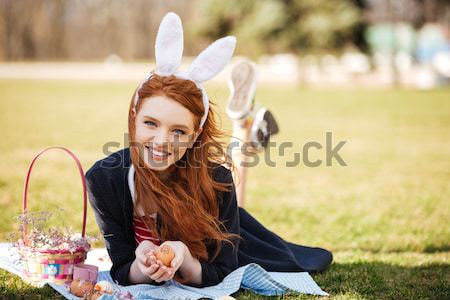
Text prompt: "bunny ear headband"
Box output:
[[134, 12, 237, 128]]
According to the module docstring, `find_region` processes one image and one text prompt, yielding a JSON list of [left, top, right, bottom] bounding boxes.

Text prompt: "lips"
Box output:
[[145, 145, 172, 160]]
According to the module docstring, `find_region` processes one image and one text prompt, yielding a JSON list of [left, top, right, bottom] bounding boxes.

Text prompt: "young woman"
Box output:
[[85, 13, 332, 288]]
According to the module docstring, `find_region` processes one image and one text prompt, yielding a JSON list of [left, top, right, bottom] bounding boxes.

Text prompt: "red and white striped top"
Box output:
[[129, 164, 161, 246], [133, 214, 161, 246]]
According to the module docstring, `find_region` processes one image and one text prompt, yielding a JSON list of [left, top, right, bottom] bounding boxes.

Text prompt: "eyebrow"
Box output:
[[143, 115, 191, 130]]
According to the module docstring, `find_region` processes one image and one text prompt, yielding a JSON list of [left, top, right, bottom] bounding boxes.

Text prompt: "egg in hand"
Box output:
[[154, 244, 175, 267]]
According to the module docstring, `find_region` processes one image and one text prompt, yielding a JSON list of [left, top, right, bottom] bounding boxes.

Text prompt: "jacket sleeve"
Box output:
[[198, 167, 241, 287], [85, 169, 136, 285]]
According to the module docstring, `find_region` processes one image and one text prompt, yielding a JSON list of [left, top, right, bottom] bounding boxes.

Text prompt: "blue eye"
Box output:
[[144, 121, 156, 127], [173, 129, 185, 135]]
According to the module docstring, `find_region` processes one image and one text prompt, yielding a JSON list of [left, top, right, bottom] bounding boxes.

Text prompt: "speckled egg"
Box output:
[[94, 280, 114, 294], [83, 290, 104, 300], [69, 279, 94, 297]]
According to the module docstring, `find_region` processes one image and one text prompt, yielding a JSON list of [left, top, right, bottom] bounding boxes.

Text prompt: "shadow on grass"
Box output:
[[311, 261, 450, 300], [234, 262, 449, 299], [423, 244, 450, 253], [0, 269, 64, 300], [334, 244, 450, 254]]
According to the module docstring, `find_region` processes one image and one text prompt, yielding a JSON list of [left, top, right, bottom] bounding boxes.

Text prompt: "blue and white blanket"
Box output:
[[0, 243, 328, 299]]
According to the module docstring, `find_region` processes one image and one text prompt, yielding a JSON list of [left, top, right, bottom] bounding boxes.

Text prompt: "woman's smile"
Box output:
[[145, 145, 172, 161]]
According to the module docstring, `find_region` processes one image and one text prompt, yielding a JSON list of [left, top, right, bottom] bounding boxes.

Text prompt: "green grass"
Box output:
[[0, 79, 449, 299]]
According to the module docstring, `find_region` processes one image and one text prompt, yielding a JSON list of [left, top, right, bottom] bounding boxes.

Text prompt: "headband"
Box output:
[[134, 12, 236, 128]]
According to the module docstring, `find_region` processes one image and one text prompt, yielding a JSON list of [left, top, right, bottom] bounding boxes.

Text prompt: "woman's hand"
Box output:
[[134, 240, 160, 278], [160, 241, 187, 270], [146, 241, 188, 283]]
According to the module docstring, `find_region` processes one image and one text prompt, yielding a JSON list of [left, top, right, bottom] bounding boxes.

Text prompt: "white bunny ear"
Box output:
[[187, 36, 236, 83], [155, 12, 184, 76]]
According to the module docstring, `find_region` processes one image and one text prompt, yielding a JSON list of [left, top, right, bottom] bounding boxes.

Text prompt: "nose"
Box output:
[[152, 128, 172, 148]]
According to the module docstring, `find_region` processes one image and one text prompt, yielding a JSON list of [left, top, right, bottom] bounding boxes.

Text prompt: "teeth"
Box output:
[[149, 147, 170, 157]]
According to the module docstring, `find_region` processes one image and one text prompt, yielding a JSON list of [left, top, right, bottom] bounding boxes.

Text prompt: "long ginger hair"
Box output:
[[128, 74, 239, 262]]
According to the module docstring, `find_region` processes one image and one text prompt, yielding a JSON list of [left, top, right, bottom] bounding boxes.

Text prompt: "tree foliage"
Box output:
[[195, 0, 362, 55], [0, 0, 362, 60]]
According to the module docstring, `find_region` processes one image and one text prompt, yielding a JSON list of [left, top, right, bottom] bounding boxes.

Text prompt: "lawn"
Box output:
[[0, 79, 449, 299]]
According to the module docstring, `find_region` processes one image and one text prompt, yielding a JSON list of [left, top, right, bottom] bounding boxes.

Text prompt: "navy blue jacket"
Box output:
[[85, 148, 332, 287]]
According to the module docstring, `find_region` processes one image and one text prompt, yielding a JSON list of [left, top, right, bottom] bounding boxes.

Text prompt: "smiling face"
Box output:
[[134, 95, 202, 171]]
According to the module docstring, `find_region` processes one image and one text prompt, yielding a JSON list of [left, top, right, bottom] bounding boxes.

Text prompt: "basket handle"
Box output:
[[22, 147, 87, 243]]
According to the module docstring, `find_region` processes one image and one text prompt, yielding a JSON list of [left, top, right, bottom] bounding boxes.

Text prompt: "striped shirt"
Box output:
[[133, 213, 161, 246], [128, 165, 161, 246]]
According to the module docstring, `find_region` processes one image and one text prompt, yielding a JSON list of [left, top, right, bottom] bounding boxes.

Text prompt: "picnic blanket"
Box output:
[[0, 243, 328, 299]]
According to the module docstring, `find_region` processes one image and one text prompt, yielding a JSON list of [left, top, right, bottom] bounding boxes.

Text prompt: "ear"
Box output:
[[155, 12, 184, 76], [186, 36, 236, 83]]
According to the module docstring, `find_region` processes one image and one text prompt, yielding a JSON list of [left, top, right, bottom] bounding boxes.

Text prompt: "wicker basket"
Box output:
[[16, 147, 89, 285]]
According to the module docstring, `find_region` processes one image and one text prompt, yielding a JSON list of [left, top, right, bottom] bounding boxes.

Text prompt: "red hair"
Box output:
[[128, 74, 240, 264]]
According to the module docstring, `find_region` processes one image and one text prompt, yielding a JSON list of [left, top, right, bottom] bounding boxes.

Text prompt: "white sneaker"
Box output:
[[226, 60, 257, 120], [250, 107, 279, 151]]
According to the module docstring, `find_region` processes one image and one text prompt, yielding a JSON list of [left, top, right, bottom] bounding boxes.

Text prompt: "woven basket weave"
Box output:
[[16, 147, 89, 285]]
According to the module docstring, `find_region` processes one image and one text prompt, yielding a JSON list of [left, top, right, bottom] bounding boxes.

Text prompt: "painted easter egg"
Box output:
[[94, 280, 114, 294], [155, 244, 175, 267], [69, 279, 94, 297], [83, 290, 104, 300]]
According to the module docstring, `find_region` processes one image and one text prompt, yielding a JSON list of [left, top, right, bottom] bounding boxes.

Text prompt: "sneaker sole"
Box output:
[[226, 61, 257, 120]]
